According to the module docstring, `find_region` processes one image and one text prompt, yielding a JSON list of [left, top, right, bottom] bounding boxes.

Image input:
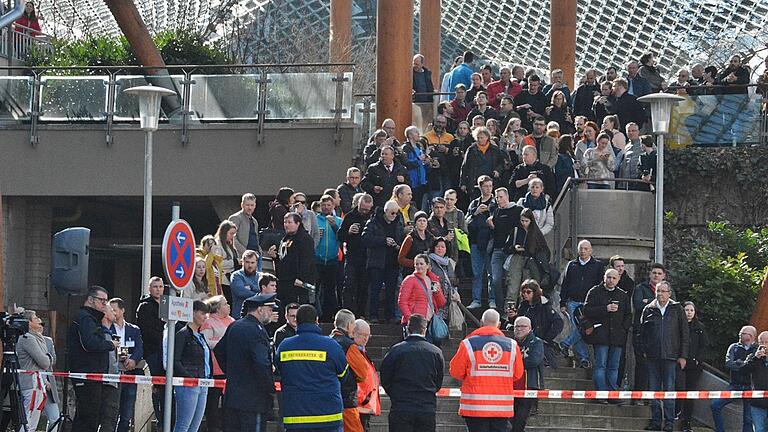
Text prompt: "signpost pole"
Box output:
[[162, 209, 186, 432]]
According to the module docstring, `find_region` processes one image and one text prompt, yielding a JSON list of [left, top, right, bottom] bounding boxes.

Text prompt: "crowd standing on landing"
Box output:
[[7, 49, 768, 432]]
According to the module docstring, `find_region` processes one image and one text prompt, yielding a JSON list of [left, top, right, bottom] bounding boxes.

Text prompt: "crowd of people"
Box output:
[[6, 49, 768, 432]]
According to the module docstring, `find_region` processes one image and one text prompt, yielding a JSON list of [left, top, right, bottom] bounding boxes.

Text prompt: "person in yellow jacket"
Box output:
[[450, 308, 525, 432]]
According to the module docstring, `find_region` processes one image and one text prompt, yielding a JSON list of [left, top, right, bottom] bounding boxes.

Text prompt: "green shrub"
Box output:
[[667, 219, 768, 368]]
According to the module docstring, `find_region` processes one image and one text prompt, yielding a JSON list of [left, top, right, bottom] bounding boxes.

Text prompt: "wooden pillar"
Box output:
[[376, 0, 413, 141], [419, 0, 441, 89], [751, 269, 768, 331], [104, 0, 180, 114], [329, 0, 352, 64], [550, 0, 577, 89], [0, 183, 4, 312]]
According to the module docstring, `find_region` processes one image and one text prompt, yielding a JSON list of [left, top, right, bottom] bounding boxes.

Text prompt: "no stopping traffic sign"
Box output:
[[162, 219, 196, 290]]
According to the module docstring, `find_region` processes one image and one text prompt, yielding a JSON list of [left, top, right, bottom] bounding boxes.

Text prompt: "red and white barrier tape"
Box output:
[[19, 370, 765, 399]]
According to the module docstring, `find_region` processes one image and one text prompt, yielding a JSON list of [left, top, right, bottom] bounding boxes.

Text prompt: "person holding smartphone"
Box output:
[[582, 269, 632, 401]]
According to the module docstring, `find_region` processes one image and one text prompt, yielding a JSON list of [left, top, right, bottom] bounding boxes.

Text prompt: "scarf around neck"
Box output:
[[523, 192, 547, 210]]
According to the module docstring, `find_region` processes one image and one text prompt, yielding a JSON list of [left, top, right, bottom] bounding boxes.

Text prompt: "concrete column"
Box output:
[[419, 0, 441, 90], [550, 0, 577, 89], [24, 201, 52, 311], [3, 197, 26, 311], [376, 0, 413, 141], [329, 0, 352, 64]]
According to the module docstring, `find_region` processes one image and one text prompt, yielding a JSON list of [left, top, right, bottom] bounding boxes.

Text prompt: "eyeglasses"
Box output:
[[386, 211, 398, 216], [522, 290, 533, 294], [295, 200, 306, 204], [90, 295, 108, 304]]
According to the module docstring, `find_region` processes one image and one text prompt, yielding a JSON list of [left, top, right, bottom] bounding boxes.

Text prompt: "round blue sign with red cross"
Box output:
[[162, 219, 196, 290]]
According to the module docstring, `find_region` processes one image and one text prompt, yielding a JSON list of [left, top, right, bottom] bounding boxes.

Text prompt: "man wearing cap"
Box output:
[[276, 304, 348, 431], [215, 293, 279, 432]]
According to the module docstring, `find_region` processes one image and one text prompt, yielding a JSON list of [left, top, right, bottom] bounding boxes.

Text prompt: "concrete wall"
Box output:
[[0, 122, 356, 196]]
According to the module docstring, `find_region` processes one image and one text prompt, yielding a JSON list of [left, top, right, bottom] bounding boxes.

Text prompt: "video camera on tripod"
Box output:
[[0, 311, 30, 432], [1, 312, 30, 348]]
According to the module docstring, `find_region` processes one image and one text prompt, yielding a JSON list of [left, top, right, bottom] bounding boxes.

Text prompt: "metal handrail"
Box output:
[[552, 177, 653, 212]]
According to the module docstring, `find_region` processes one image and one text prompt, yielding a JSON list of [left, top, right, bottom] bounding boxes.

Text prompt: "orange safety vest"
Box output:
[[356, 348, 381, 416], [449, 326, 524, 418]]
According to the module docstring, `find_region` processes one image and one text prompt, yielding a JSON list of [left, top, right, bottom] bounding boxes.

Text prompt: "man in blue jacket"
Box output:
[[230, 250, 261, 318], [68, 286, 119, 432], [276, 304, 348, 430], [215, 293, 279, 432], [316, 194, 343, 321], [465, 175, 496, 310], [711, 325, 757, 432], [449, 51, 475, 100]]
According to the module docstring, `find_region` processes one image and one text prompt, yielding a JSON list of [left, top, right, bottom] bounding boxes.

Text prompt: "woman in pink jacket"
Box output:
[[398, 253, 447, 328]]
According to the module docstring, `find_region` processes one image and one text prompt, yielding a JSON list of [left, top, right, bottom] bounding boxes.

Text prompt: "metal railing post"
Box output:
[[29, 70, 41, 146], [255, 68, 271, 146], [105, 71, 118, 146], [331, 71, 350, 146], [569, 181, 580, 259], [180, 71, 195, 146]]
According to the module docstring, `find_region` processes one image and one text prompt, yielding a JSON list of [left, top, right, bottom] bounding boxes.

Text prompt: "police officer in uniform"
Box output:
[[215, 293, 279, 432]]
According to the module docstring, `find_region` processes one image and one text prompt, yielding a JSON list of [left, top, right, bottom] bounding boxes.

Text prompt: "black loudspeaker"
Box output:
[[51, 227, 90, 295]]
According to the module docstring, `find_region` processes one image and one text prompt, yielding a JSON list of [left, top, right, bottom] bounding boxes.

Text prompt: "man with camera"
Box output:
[[510, 146, 555, 202], [710, 325, 757, 432], [582, 269, 632, 400], [109, 298, 144, 432], [68, 285, 119, 432], [744, 331, 768, 431]]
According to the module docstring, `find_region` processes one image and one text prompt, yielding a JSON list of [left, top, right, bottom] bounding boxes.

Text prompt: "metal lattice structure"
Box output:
[[35, 0, 768, 78]]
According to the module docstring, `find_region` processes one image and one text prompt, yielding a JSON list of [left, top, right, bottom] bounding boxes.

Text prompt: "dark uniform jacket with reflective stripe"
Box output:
[[275, 323, 348, 429]]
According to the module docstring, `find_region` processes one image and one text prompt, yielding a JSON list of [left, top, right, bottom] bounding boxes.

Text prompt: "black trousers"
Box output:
[[388, 410, 436, 432], [510, 399, 534, 432], [679, 367, 703, 426], [464, 416, 508, 432], [98, 384, 121, 432], [634, 347, 649, 391], [318, 261, 340, 321], [224, 408, 268, 432], [73, 380, 105, 432], [206, 375, 226, 431], [343, 259, 369, 317]]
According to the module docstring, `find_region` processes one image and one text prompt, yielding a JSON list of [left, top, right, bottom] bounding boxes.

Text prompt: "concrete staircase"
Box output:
[[315, 322, 714, 432]]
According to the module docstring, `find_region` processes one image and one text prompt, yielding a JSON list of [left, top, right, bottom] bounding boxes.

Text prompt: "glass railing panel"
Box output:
[[0, 76, 32, 120], [188, 74, 260, 121], [114, 75, 185, 121], [40, 76, 108, 121], [266, 72, 352, 119], [667, 92, 764, 147]]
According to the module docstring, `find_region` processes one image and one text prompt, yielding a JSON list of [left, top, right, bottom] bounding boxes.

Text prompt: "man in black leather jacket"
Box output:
[[68, 286, 119, 432]]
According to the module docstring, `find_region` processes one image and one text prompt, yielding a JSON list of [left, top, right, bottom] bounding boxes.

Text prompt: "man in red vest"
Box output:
[[450, 309, 525, 431]]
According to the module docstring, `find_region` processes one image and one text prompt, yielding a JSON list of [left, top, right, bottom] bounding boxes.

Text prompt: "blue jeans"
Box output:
[[647, 359, 677, 426], [116, 383, 138, 432], [470, 244, 491, 304], [711, 383, 752, 432], [489, 249, 507, 307], [561, 300, 590, 361], [751, 405, 767, 432], [593, 345, 623, 391], [173, 386, 208, 432], [368, 266, 399, 320]]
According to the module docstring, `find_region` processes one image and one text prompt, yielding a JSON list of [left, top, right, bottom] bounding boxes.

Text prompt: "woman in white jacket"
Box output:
[[516, 177, 554, 235], [16, 310, 57, 432]]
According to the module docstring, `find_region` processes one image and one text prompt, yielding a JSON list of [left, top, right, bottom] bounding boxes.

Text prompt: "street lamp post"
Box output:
[[638, 93, 685, 264], [123, 85, 177, 297]]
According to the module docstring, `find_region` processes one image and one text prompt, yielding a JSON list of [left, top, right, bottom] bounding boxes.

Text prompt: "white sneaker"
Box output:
[[489, 301, 498, 309], [467, 301, 482, 309]]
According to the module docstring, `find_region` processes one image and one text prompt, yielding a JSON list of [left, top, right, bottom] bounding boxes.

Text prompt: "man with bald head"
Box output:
[[510, 316, 544, 432], [583, 269, 632, 398], [450, 309, 524, 432], [559, 239, 604, 368], [711, 325, 757, 432], [353, 320, 379, 431]]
